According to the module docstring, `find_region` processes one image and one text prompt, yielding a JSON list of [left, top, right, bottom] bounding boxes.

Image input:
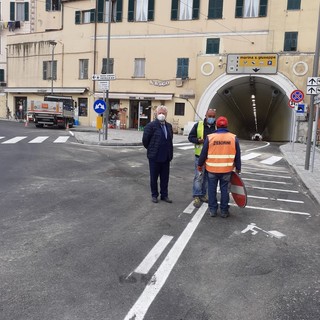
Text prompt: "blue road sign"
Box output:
[[290, 90, 304, 103], [93, 99, 107, 114], [296, 103, 305, 113]]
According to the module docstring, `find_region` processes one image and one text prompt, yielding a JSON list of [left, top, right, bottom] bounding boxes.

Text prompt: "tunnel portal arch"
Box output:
[[197, 73, 299, 142]]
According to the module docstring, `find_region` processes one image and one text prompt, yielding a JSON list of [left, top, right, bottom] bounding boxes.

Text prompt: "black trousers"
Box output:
[[148, 159, 170, 198]]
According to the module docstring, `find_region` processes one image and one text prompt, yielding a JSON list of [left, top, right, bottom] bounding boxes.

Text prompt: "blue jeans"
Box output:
[[207, 172, 232, 213], [193, 156, 207, 197]]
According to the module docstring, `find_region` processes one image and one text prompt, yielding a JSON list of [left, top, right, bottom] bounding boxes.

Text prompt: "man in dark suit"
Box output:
[[142, 105, 173, 203]]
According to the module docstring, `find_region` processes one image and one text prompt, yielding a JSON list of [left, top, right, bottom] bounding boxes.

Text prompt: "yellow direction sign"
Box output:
[[227, 54, 278, 74]]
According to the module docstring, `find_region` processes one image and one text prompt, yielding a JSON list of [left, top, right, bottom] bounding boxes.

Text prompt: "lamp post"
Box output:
[[49, 41, 57, 95]]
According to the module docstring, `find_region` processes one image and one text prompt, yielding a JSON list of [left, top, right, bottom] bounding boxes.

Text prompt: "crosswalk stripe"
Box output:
[[28, 136, 49, 143], [0, 137, 5, 140], [53, 136, 70, 143], [241, 152, 261, 160], [260, 156, 283, 165], [177, 145, 194, 150], [1, 136, 27, 144]]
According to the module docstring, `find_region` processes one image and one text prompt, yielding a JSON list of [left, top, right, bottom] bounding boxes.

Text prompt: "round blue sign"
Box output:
[[93, 99, 107, 114]]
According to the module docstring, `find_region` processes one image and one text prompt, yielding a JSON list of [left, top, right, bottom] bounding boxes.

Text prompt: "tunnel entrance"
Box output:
[[197, 73, 299, 142]]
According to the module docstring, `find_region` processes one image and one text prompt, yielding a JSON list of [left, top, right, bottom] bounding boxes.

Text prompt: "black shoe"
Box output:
[[161, 197, 172, 203], [220, 211, 230, 218], [209, 211, 217, 217], [152, 197, 158, 203]]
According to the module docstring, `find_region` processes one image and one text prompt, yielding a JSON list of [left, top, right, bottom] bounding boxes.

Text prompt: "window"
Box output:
[[287, 0, 300, 10], [208, 0, 223, 19], [171, 0, 200, 20], [79, 59, 89, 79], [43, 61, 57, 80], [10, 2, 29, 21], [206, 38, 220, 54], [46, 0, 61, 11], [128, 0, 154, 22], [134, 58, 145, 77], [75, 9, 95, 24], [284, 32, 298, 51], [235, 0, 268, 18], [78, 98, 88, 117], [176, 58, 189, 79], [175, 103, 185, 116], [97, 0, 123, 22], [102, 58, 114, 74]]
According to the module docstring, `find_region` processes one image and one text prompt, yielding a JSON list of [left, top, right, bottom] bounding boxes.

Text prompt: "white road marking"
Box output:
[[260, 156, 283, 165], [241, 152, 261, 160], [229, 203, 310, 216], [241, 223, 286, 239], [242, 166, 288, 173], [28, 136, 49, 143], [242, 178, 291, 185], [124, 203, 208, 320], [53, 136, 70, 143], [183, 201, 195, 214], [177, 145, 194, 150], [249, 186, 299, 193], [248, 195, 304, 204], [134, 235, 173, 275], [1, 136, 27, 144], [0, 136, 4, 140], [242, 171, 291, 179]]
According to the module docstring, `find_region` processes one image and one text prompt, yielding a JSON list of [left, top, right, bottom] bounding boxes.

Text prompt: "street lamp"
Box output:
[[49, 41, 57, 95]]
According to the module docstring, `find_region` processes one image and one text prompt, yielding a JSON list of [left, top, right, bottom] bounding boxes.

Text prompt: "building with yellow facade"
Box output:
[[1, 0, 319, 141]]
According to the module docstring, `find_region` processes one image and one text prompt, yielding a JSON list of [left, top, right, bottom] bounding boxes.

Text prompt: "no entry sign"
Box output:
[[290, 89, 304, 103]]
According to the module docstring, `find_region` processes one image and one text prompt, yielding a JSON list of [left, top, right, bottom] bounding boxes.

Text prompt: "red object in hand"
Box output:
[[197, 165, 202, 172]]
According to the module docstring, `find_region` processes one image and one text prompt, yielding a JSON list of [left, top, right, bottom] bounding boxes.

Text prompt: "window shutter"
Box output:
[[75, 11, 81, 24], [10, 2, 15, 21], [97, 0, 104, 22], [235, 0, 243, 18], [24, 2, 29, 21], [0, 69, 4, 82], [53, 61, 57, 80], [128, 0, 134, 22], [192, 0, 200, 19], [259, 0, 268, 17], [43, 62, 47, 80], [116, 0, 123, 22], [148, 0, 154, 21], [177, 58, 189, 79], [46, 0, 50, 12], [171, 0, 178, 21], [90, 9, 95, 22]]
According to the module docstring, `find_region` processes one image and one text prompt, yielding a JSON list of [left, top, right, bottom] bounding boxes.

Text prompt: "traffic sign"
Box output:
[[288, 100, 296, 109], [306, 77, 320, 95], [98, 81, 110, 91], [230, 171, 247, 208], [92, 74, 116, 81], [93, 99, 107, 114], [296, 103, 305, 113], [290, 89, 304, 102]]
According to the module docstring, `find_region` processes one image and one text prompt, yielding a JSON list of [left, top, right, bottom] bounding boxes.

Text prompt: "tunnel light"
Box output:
[[251, 95, 255, 99]]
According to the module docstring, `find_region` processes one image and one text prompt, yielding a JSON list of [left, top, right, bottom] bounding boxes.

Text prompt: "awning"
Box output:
[[4, 87, 88, 94], [94, 92, 174, 100]]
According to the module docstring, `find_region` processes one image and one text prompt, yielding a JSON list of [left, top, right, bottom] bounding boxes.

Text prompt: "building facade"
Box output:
[[2, 0, 320, 140]]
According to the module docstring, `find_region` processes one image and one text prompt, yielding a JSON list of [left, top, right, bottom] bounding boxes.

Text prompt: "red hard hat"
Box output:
[[216, 116, 228, 128]]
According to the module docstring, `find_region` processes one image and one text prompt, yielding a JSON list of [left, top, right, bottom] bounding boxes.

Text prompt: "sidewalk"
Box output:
[[71, 126, 320, 205], [280, 143, 320, 205], [70, 126, 189, 146]]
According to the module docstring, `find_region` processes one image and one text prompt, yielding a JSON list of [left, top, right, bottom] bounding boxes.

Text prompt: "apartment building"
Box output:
[[2, 0, 320, 141]]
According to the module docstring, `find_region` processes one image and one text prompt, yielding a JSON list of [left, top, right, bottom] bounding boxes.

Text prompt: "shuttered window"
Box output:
[[208, 0, 223, 19]]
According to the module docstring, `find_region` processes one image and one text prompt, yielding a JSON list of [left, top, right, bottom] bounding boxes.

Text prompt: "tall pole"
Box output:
[[104, 0, 112, 140], [49, 41, 57, 95], [305, 4, 320, 170]]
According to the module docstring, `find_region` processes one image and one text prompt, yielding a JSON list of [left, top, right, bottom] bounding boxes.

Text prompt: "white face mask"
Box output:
[[157, 114, 166, 122]]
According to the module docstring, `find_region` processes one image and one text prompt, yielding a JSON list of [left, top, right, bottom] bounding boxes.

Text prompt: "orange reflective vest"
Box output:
[[205, 132, 236, 173]]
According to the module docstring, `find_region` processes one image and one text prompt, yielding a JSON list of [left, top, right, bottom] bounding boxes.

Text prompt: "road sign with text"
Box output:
[[92, 74, 116, 81]]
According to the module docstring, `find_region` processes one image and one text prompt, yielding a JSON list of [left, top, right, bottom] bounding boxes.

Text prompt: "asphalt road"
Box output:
[[1, 120, 319, 320]]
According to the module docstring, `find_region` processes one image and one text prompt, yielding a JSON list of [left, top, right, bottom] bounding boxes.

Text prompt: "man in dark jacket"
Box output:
[[188, 108, 216, 208], [142, 105, 174, 203]]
